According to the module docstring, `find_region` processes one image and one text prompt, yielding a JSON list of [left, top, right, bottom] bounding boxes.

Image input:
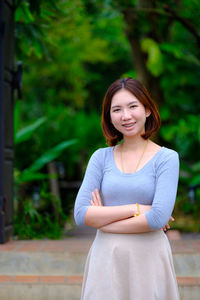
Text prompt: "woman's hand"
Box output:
[[90, 189, 103, 206], [138, 204, 151, 214], [162, 216, 174, 232]]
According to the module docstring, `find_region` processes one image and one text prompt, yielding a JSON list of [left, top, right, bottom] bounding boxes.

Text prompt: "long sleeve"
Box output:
[[145, 151, 179, 230], [74, 149, 104, 226]]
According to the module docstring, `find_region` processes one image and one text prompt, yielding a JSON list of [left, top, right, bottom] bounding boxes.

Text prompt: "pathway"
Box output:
[[0, 227, 200, 300]]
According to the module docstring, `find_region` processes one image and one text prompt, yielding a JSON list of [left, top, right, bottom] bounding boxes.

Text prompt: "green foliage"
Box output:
[[15, 1, 34, 24], [180, 160, 200, 186], [14, 103, 77, 239], [15, 101, 105, 180], [14, 0, 200, 234], [14, 183, 73, 239], [160, 43, 200, 67], [160, 114, 200, 160], [141, 38, 163, 76], [18, 139, 77, 183], [14, 100, 77, 183], [15, 0, 131, 109], [27, 140, 77, 174], [15, 117, 46, 144], [14, 99, 105, 238], [15, 0, 60, 58]]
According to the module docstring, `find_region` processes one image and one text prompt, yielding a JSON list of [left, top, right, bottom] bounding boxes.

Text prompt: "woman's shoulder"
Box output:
[[153, 145, 179, 172], [89, 146, 113, 162], [92, 146, 113, 155], [161, 146, 179, 159], [148, 141, 179, 162]]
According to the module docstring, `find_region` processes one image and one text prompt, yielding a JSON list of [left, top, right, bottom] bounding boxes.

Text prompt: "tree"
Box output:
[[14, 0, 200, 233]]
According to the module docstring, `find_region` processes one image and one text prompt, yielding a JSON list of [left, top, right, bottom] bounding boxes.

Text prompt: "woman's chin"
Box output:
[[122, 129, 145, 138]]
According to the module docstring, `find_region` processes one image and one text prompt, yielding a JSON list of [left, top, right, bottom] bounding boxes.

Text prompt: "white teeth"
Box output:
[[123, 123, 135, 127]]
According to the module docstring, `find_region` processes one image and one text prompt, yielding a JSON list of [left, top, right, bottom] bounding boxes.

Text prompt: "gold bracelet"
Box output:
[[133, 203, 141, 217], [137, 203, 141, 215]]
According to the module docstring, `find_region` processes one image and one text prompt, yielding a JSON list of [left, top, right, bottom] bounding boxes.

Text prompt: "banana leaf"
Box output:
[[15, 116, 47, 144], [23, 139, 77, 175]]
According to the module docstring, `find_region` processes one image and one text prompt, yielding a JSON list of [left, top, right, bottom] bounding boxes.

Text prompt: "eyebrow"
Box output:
[[111, 100, 138, 109]]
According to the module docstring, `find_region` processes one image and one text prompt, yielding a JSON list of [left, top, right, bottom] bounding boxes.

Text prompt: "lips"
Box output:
[[122, 122, 136, 128]]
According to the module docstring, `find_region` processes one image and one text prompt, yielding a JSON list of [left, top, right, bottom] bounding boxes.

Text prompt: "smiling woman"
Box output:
[[110, 90, 151, 139], [102, 78, 161, 146], [74, 77, 180, 300]]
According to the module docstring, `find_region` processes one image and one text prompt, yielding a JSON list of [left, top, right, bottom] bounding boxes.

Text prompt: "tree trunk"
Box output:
[[47, 161, 60, 222], [121, 6, 164, 108]]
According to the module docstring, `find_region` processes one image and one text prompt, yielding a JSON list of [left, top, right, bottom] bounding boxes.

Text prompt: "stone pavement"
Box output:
[[0, 227, 200, 300]]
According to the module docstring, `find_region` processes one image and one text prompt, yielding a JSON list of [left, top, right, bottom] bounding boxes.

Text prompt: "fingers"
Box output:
[[90, 191, 96, 206], [90, 189, 103, 206], [163, 223, 170, 232], [163, 215, 175, 231], [95, 189, 102, 206]]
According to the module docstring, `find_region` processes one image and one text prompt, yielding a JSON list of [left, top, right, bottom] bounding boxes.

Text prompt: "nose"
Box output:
[[121, 109, 131, 120]]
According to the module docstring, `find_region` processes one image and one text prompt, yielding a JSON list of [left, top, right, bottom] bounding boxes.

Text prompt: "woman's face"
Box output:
[[110, 89, 151, 138]]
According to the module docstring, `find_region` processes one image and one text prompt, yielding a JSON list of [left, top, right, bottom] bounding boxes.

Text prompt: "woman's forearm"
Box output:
[[85, 205, 135, 228], [100, 214, 152, 234], [85, 204, 151, 228]]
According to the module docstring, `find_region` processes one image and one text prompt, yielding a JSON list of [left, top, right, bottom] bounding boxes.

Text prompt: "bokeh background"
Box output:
[[14, 0, 200, 239]]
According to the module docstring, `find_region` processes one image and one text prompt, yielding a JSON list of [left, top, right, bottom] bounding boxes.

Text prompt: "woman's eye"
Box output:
[[113, 109, 120, 112], [130, 105, 137, 109]]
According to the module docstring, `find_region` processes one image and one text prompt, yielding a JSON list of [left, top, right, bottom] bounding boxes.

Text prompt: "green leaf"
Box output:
[[141, 38, 163, 76], [27, 139, 77, 173], [189, 175, 200, 185], [180, 160, 193, 173], [19, 172, 51, 183], [160, 43, 200, 67], [191, 161, 200, 172], [15, 2, 34, 23], [122, 70, 137, 78], [160, 106, 171, 121], [160, 43, 183, 59], [160, 126, 176, 141], [24, 202, 41, 220], [15, 117, 47, 144]]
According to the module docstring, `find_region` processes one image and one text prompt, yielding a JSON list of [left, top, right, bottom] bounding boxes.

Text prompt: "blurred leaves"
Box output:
[[26, 140, 77, 174], [15, 1, 34, 23], [141, 38, 163, 76], [160, 114, 200, 158], [15, 117, 46, 144], [160, 43, 200, 67], [14, 0, 200, 235]]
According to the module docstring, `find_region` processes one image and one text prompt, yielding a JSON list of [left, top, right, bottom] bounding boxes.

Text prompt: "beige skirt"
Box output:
[[81, 230, 180, 300]]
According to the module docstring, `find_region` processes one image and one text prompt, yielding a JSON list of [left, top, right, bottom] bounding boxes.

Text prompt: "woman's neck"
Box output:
[[122, 136, 149, 151]]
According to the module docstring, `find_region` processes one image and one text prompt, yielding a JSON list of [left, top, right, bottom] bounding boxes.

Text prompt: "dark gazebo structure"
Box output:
[[0, 0, 17, 243]]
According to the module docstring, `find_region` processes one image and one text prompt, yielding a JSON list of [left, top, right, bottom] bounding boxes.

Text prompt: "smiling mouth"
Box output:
[[122, 122, 136, 128]]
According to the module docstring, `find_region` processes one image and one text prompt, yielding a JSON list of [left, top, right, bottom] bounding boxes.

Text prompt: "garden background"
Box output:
[[14, 0, 200, 239]]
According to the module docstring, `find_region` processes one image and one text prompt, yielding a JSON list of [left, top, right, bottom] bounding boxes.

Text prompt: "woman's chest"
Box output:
[[101, 168, 156, 206]]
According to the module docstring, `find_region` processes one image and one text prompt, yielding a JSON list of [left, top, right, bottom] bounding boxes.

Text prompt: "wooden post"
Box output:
[[0, 0, 15, 243], [47, 161, 60, 222]]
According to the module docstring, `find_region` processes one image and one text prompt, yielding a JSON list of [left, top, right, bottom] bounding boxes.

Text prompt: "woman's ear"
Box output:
[[145, 109, 151, 117]]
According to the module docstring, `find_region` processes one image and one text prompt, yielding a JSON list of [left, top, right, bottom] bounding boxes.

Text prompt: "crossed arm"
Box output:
[[85, 189, 174, 234]]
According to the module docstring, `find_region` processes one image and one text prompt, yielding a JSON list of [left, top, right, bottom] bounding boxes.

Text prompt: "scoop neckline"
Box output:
[[110, 146, 165, 176]]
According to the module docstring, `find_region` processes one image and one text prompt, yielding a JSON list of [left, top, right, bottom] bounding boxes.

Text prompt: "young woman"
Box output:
[[74, 77, 180, 300]]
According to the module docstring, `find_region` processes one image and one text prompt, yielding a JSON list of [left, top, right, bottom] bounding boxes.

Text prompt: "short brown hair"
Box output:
[[101, 77, 161, 146]]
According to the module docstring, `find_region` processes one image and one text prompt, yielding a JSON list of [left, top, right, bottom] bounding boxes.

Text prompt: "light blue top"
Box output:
[[74, 146, 179, 230]]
